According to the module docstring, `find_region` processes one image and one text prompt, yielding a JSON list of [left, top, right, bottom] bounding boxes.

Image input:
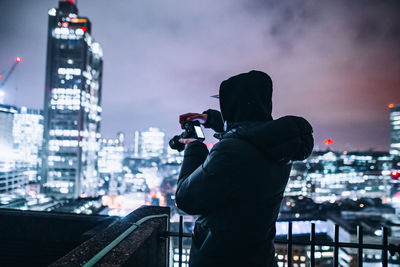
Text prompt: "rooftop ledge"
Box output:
[[51, 205, 170, 267]]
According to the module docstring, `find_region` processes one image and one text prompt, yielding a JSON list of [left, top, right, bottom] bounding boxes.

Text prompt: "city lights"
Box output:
[[57, 67, 81, 75], [48, 8, 56, 16], [391, 170, 400, 180], [323, 139, 334, 145]]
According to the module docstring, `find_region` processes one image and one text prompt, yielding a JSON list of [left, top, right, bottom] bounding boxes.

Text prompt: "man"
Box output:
[[175, 70, 314, 267]]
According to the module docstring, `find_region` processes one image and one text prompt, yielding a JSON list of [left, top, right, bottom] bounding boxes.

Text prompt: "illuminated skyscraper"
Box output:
[[41, 0, 103, 198], [390, 104, 400, 157]]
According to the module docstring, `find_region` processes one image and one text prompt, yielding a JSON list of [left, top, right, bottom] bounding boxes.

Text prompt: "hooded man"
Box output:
[[175, 70, 314, 267]]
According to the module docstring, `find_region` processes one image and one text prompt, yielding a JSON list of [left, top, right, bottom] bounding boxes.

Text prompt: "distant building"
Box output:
[[116, 132, 125, 145], [0, 104, 42, 193], [286, 150, 395, 203], [41, 0, 103, 198], [390, 104, 400, 157], [0, 104, 24, 193], [139, 128, 165, 158], [133, 131, 139, 157], [13, 106, 43, 182], [98, 138, 124, 175], [0, 104, 17, 150], [98, 138, 124, 196]]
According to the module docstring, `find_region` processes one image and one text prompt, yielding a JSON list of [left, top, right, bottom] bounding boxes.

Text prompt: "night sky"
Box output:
[[0, 0, 399, 151]]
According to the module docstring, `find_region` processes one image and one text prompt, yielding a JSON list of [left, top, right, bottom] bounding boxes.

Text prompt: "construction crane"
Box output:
[[0, 56, 22, 88]]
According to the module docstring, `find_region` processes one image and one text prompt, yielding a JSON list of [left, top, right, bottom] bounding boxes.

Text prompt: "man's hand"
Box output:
[[179, 113, 208, 129]]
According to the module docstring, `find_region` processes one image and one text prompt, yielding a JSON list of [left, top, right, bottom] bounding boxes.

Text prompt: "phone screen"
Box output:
[[194, 126, 205, 139]]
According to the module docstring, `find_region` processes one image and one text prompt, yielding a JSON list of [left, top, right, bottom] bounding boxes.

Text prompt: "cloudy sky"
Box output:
[[0, 0, 399, 150]]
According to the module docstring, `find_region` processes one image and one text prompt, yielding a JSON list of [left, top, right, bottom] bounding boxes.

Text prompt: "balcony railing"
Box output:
[[164, 216, 400, 267], [49, 206, 400, 267]]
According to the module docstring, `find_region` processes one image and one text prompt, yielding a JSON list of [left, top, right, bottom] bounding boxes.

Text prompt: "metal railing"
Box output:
[[163, 216, 400, 267]]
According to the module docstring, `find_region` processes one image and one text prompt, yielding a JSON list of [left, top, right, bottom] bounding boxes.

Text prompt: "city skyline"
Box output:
[[1, 0, 400, 151]]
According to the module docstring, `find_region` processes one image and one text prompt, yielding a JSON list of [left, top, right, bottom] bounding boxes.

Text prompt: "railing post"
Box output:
[[382, 227, 388, 267], [334, 224, 339, 267], [179, 215, 183, 267], [357, 225, 363, 267], [310, 223, 315, 267], [287, 222, 293, 267]]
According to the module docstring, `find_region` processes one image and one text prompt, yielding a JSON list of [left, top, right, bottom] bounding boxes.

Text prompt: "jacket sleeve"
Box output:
[[175, 139, 240, 215], [202, 109, 224, 132]]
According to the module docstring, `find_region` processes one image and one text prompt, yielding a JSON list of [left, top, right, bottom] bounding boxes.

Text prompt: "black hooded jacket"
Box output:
[[175, 71, 314, 267]]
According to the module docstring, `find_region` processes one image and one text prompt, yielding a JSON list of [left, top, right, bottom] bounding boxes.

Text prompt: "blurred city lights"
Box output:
[[391, 170, 399, 180], [324, 139, 334, 146]]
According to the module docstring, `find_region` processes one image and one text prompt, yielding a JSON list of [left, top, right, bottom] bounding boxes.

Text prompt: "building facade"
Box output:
[[42, 0, 103, 198], [13, 106, 43, 182], [139, 128, 165, 158], [0, 104, 42, 193], [0, 104, 22, 193], [390, 104, 400, 157]]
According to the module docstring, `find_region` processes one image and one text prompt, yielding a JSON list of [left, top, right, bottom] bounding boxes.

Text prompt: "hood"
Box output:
[[225, 116, 314, 162], [219, 70, 273, 123]]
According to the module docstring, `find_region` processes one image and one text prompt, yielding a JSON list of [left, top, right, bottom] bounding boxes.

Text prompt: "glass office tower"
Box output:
[[42, 0, 103, 198]]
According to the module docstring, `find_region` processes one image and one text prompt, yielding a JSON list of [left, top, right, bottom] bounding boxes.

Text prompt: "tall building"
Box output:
[[390, 104, 400, 157], [42, 0, 103, 199]]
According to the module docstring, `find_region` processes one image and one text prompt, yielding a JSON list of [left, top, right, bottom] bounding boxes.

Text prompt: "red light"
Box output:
[[16, 57, 21, 62], [388, 104, 394, 108], [61, 22, 69, 28], [0, 74, 2, 79], [391, 171, 400, 180], [324, 139, 334, 146], [82, 26, 87, 32]]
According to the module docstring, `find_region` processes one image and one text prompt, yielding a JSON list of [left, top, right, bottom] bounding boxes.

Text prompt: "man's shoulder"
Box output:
[[211, 136, 260, 158]]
